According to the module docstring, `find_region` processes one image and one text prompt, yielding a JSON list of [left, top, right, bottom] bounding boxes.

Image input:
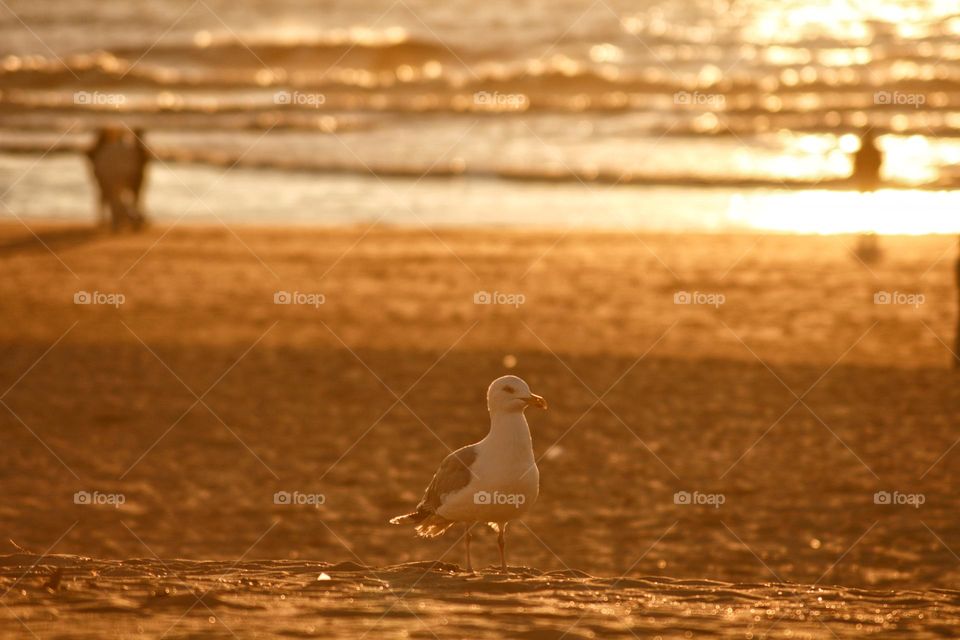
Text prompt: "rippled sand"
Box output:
[[4, 555, 960, 639]]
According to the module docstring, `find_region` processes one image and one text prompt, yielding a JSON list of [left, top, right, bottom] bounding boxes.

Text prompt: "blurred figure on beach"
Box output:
[[87, 126, 150, 231], [853, 129, 882, 192], [849, 130, 885, 266]]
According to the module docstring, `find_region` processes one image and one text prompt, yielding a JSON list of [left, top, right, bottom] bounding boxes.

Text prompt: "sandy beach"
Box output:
[[4, 0, 960, 636], [1, 223, 959, 637]]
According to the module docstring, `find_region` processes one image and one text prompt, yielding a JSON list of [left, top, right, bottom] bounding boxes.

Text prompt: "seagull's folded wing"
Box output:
[[419, 445, 478, 513]]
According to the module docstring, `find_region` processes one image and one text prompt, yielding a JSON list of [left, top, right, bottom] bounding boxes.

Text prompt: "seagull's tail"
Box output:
[[389, 510, 428, 526], [390, 510, 456, 537]]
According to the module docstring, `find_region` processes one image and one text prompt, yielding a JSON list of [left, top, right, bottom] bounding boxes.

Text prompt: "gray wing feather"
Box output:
[[418, 445, 478, 513]]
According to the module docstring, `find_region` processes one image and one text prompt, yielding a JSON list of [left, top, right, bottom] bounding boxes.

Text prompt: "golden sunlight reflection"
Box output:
[[742, 0, 955, 44], [728, 190, 960, 234]]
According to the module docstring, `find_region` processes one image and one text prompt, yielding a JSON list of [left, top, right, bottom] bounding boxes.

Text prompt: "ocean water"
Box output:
[[1, 0, 959, 232]]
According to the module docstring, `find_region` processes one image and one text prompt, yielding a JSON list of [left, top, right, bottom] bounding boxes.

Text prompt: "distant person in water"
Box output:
[[853, 128, 882, 192], [87, 126, 150, 231]]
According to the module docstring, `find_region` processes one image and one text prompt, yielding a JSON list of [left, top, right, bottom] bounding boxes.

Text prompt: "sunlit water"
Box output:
[[1, 0, 959, 233], [2, 152, 959, 234]]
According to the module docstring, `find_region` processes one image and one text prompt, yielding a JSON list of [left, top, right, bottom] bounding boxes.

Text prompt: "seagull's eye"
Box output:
[[503, 386, 515, 394]]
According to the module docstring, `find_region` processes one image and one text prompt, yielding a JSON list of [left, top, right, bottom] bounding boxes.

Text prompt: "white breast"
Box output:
[[436, 412, 539, 523]]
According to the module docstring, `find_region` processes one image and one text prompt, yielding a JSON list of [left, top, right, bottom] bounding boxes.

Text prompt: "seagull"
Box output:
[[390, 375, 547, 572]]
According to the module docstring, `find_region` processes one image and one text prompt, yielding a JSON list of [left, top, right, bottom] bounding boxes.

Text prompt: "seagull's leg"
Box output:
[[465, 524, 474, 573], [497, 523, 508, 572]]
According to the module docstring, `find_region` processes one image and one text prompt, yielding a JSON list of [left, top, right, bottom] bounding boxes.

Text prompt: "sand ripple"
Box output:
[[2, 555, 959, 638]]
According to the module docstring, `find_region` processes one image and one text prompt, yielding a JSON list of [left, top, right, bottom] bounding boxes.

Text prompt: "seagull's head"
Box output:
[[487, 375, 547, 414]]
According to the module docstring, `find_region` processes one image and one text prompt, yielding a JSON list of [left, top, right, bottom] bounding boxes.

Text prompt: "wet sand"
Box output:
[[4, 554, 960, 639], [1, 223, 959, 637]]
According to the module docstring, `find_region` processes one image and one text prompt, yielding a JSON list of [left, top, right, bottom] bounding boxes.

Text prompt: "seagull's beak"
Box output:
[[523, 393, 548, 410]]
